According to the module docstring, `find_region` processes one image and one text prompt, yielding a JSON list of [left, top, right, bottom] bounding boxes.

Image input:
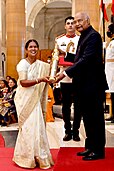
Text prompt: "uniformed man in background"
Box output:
[[105, 23, 114, 123], [56, 16, 80, 141]]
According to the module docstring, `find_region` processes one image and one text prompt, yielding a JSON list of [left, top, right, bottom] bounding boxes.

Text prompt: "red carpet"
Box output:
[[53, 147, 114, 171], [0, 134, 5, 147], [0, 148, 59, 171], [0, 147, 114, 171]]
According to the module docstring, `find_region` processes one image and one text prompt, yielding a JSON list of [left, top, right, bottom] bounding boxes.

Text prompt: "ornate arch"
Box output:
[[26, 0, 72, 27], [46, 18, 65, 48], [46, 18, 65, 39], [26, 0, 44, 27]]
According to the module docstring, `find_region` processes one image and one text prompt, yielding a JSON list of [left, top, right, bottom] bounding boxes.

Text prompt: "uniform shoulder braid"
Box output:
[[56, 34, 65, 40]]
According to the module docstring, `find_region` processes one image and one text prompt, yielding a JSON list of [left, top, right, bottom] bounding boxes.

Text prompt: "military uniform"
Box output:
[[105, 38, 114, 92], [55, 33, 80, 140], [105, 38, 114, 121], [56, 33, 79, 82], [56, 33, 79, 53]]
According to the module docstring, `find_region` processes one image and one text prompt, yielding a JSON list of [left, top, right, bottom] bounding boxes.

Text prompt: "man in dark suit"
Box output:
[[55, 12, 108, 161]]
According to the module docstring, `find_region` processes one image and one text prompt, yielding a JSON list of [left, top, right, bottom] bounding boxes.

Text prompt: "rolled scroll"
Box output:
[[49, 41, 59, 82]]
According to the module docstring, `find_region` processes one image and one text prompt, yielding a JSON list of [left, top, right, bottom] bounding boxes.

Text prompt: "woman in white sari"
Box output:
[[13, 39, 54, 169]]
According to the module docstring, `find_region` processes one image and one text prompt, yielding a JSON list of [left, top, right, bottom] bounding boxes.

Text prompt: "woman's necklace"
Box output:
[[26, 57, 36, 64]]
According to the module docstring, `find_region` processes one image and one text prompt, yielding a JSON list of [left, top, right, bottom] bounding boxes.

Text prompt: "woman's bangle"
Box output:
[[36, 78, 42, 84], [38, 78, 42, 83], [36, 79, 39, 84]]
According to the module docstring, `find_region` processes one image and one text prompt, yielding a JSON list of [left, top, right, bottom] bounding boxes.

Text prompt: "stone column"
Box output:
[[6, 0, 25, 79], [72, 0, 99, 31]]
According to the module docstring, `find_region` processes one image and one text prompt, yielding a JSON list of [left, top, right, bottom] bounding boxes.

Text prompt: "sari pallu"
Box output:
[[13, 59, 54, 169]]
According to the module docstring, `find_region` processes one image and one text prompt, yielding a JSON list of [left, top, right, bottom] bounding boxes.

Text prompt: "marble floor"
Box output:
[[0, 115, 114, 148]]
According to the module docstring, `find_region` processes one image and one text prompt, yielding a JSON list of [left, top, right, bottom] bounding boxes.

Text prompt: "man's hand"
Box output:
[[55, 72, 65, 83]]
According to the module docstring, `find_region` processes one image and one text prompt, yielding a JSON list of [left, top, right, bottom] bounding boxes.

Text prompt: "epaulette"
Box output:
[[56, 34, 65, 40]]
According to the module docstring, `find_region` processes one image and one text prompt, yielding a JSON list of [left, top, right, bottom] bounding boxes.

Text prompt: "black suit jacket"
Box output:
[[65, 26, 108, 97]]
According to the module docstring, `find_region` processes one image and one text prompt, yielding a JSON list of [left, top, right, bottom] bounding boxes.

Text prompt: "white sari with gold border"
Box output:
[[13, 59, 54, 169]]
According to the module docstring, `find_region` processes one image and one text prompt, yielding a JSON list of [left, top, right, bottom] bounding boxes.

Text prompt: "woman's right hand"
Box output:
[[38, 76, 50, 83]]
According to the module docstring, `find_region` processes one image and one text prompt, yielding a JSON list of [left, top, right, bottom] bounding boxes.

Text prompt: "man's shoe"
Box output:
[[105, 117, 113, 121], [82, 152, 105, 161], [63, 134, 72, 141], [77, 149, 91, 156], [1, 122, 7, 127], [73, 135, 80, 141], [111, 119, 114, 123]]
